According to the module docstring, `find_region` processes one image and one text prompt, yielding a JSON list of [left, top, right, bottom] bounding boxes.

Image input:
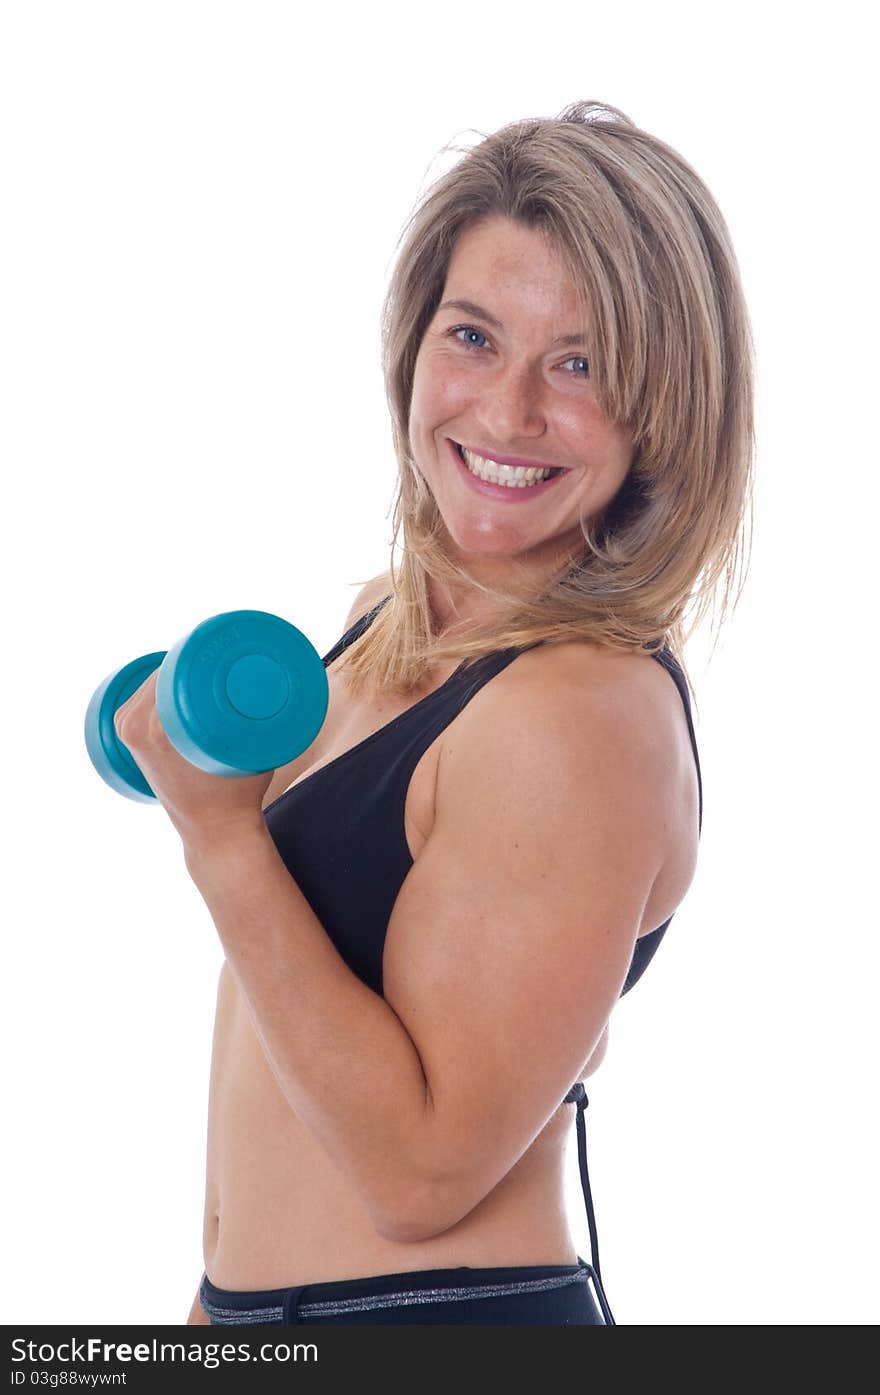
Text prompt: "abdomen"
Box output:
[[203, 965, 585, 1289]]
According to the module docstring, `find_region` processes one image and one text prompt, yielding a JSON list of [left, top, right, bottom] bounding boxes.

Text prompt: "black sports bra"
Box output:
[[265, 595, 702, 1005]]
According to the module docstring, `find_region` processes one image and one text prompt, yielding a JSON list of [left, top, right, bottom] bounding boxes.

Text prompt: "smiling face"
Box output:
[[409, 215, 635, 585]]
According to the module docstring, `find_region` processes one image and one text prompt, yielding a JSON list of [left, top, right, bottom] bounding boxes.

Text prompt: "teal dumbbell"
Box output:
[[85, 611, 329, 803]]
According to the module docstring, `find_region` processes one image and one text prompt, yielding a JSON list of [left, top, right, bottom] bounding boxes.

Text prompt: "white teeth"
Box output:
[[460, 447, 555, 487]]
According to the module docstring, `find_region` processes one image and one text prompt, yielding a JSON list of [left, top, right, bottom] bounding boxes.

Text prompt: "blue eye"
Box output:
[[564, 356, 590, 377], [453, 326, 489, 350]]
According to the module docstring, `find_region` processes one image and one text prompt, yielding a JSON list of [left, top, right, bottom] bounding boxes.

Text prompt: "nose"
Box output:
[[474, 359, 547, 443]]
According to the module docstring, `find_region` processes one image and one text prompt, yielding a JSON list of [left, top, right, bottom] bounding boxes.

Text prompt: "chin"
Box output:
[[443, 527, 545, 566]]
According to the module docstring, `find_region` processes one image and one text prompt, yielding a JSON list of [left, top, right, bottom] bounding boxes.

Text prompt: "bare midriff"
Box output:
[[201, 631, 699, 1290]]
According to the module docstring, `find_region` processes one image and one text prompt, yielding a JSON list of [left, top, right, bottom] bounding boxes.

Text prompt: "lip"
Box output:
[[448, 438, 568, 501], [454, 441, 569, 472]]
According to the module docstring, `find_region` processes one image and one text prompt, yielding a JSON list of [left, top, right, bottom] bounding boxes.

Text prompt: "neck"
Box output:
[[427, 542, 580, 639]]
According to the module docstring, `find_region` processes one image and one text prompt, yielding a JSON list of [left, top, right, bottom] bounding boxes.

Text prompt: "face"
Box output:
[[409, 215, 634, 578]]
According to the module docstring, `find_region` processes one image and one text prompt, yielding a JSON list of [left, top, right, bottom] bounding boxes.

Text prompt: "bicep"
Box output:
[[382, 666, 667, 1232]]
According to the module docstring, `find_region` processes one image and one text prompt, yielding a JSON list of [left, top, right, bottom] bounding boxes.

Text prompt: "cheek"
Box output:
[[559, 398, 606, 440], [564, 404, 633, 466], [411, 355, 471, 428]]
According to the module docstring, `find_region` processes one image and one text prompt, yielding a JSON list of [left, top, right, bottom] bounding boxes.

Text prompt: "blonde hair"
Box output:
[[342, 99, 755, 706]]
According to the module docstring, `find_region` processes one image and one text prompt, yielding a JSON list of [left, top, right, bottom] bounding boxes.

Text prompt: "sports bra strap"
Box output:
[[563, 1082, 616, 1324]]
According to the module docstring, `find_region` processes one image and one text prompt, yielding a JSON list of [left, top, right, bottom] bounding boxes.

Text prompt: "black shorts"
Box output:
[[200, 1257, 608, 1325]]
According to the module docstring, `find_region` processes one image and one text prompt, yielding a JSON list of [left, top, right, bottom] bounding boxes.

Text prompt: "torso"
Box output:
[[202, 614, 700, 1289]]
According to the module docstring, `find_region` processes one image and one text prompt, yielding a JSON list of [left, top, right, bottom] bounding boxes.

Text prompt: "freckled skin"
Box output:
[[408, 215, 635, 626]]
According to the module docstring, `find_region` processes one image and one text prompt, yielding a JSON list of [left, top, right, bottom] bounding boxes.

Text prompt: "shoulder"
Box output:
[[434, 635, 698, 913], [530, 635, 682, 709], [342, 574, 392, 632], [444, 637, 682, 783], [431, 639, 677, 878], [433, 635, 694, 886]]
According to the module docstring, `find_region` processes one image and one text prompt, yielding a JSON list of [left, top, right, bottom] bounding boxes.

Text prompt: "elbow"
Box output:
[[372, 1187, 454, 1246], [375, 1208, 461, 1246], [373, 1214, 427, 1245], [371, 1164, 476, 1245], [368, 1103, 486, 1244]]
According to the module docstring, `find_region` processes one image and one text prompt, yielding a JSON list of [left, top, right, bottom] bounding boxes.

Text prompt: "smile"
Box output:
[[449, 440, 568, 501]]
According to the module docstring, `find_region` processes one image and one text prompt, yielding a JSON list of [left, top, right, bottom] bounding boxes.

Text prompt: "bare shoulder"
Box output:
[[546, 638, 692, 763], [435, 635, 699, 902], [430, 636, 678, 900], [533, 635, 685, 708], [446, 636, 687, 776]]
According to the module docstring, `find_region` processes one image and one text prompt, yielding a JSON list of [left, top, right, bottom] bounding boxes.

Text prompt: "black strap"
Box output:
[[564, 1083, 616, 1324]]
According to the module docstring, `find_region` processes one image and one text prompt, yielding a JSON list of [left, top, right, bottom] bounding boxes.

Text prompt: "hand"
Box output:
[[113, 670, 274, 851]]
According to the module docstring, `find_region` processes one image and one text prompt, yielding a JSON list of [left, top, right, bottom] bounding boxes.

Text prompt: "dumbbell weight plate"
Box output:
[[156, 610, 329, 778], [84, 652, 168, 802]]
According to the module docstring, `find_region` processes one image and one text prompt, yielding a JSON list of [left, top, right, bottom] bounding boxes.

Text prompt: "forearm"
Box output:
[[184, 827, 433, 1238]]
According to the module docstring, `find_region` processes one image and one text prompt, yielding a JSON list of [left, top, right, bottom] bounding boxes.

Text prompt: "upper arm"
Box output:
[[381, 650, 670, 1238]]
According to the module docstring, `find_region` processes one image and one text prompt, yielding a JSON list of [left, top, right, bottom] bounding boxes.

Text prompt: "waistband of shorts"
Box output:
[[200, 1259, 592, 1323]]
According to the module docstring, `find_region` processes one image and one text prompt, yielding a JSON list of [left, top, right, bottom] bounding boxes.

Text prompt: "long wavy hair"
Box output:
[[340, 99, 755, 706]]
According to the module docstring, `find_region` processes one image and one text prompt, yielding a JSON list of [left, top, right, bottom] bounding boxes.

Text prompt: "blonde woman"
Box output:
[[116, 100, 753, 1325]]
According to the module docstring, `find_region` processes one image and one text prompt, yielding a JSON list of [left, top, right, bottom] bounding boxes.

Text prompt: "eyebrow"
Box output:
[[436, 298, 589, 349]]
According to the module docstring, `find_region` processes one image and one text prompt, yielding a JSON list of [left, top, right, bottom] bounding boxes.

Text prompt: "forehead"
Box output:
[[442, 216, 583, 322]]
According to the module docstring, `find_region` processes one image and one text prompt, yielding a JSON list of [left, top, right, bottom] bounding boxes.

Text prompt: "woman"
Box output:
[[115, 100, 753, 1325]]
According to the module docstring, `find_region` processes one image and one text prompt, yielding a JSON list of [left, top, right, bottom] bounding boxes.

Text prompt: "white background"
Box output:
[[2, 0, 876, 1327]]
